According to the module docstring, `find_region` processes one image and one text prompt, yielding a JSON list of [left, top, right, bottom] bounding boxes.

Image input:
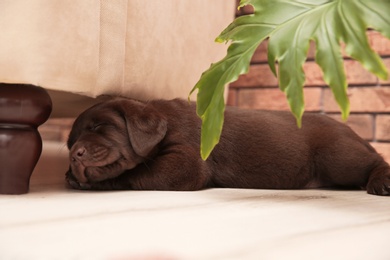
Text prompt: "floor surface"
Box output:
[[1, 142, 389, 260]]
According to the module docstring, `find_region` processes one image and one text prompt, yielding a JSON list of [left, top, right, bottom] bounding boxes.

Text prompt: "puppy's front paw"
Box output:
[[366, 168, 390, 196]]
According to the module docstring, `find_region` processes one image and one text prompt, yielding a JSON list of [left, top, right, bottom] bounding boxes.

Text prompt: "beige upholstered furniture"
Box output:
[[0, 0, 236, 193]]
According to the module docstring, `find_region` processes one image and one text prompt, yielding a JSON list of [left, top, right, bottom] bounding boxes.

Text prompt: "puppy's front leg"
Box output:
[[130, 149, 211, 191], [84, 158, 130, 183], [66, 168, 128, 191]]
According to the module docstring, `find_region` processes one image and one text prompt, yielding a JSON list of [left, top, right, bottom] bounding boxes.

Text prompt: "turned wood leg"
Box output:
[[0, 83, 52, 194]]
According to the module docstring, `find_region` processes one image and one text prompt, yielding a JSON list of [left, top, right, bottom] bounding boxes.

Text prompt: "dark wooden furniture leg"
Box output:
[[0, 83, 52, 194]]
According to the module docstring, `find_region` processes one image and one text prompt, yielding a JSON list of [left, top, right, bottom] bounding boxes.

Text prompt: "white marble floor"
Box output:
[[1, 142, 389, 260]]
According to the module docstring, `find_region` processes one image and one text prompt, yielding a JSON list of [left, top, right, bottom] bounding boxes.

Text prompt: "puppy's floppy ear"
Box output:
[[118, 100, 168, 157]]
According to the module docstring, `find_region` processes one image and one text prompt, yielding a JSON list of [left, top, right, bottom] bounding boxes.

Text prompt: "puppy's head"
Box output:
[[66, 98, 167, 188]]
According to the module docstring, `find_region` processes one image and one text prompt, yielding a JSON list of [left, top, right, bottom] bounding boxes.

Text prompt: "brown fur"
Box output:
[[66, 98, 390, 195]]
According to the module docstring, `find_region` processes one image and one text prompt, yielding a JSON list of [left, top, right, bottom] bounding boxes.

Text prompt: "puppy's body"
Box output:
[[66, 98, 390, 195]]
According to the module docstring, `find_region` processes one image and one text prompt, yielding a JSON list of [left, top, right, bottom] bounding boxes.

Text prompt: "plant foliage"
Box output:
[[190, 0, 390, 160]]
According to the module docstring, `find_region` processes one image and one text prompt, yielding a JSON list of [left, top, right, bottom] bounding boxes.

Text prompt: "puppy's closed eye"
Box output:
[[88, 122, 117, 132], [89, 123, 107, 131]]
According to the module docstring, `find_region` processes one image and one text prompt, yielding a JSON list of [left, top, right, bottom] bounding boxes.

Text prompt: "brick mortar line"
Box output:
[[249, 55, 390, 65], [230, 85, 390, 89], [324, 112, 390, 115], [372, 140, 390, 144]]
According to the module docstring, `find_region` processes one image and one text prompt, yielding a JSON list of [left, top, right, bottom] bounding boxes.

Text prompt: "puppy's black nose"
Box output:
[[76, 147, 86, 157], [72, 147, 87, 162]]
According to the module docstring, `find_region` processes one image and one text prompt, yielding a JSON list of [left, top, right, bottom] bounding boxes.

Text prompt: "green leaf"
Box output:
[[190, 1, 274, 159], [191, 0, 390, 160]]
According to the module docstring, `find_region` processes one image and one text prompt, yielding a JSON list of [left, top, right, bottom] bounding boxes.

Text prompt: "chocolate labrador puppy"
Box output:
[[66, 98, 390, 195]]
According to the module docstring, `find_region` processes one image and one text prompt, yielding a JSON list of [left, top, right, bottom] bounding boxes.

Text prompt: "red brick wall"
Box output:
[[227, 5, 390, 162]]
